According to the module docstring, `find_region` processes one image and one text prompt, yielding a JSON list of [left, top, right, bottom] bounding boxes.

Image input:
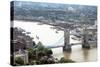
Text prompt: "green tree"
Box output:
[[33, 41, 36, 46], [27, 48, 36, 61], [27, 41, 55, 64], [59, 57, 75, 63], [45, 48, 53, 56], [37, 41, 44, 51], [15, 57, 24, 65]]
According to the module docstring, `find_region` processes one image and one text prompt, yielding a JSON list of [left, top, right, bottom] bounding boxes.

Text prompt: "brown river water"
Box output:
[[14, 20, 97, 62]]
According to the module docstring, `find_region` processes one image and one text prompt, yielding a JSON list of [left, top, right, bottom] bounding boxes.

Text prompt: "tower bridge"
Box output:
[[39, 21, 97, 52], [47, 26, 97, 52], [63, 25, 97, 52]]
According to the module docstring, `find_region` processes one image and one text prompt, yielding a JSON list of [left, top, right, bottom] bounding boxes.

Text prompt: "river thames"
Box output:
[[13, 20, 97, 62]]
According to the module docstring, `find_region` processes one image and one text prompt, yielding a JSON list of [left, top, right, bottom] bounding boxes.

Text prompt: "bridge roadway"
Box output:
[[47, 40, 96, 48]]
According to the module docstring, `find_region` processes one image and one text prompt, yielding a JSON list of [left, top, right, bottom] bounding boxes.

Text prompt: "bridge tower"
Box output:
[[82, 28, 90, 49], [82, 27, 97, 49], [63, 29, 71, 52]]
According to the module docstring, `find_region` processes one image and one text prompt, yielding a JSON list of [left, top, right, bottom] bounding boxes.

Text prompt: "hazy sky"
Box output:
[[11, 0, 98, 6]]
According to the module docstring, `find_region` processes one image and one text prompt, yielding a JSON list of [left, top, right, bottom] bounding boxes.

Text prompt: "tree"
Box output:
[[59, 57, 75, 63], [46, 49, 53, 56], [27, 48, 36, 61], [15, 57, 24, 65], [27, 41, 55, 64], [33, 41, 36, 46], [37, 41, 44, 51]]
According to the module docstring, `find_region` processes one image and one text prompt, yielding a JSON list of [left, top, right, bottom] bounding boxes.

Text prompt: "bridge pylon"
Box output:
[[82, 27, 97, 49], [63, 29, 71, 52], [82, 27, 92, 49]]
